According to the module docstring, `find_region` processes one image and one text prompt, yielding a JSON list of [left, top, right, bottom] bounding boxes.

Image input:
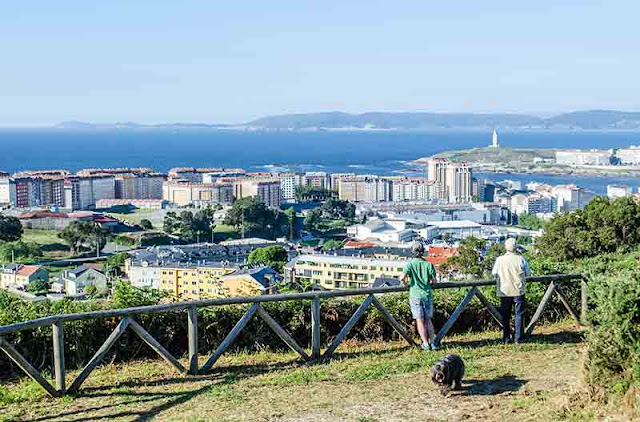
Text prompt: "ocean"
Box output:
[[1, 128, 639, 194]]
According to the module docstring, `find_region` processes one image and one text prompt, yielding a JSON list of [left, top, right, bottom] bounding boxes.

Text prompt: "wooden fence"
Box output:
[[0, 274, 585, 397]]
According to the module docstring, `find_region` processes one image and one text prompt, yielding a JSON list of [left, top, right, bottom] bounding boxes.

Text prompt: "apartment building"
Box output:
[[338, 177, 392, 202], [162, 181, 233, 206], [284, 254, 406, 290], [552, 185, 596, 212], [303, 172, 329, 190], [168, 167, 246, 182], [0, 173, 16, 206], [330, 173, 357, 191], [510, 193, 553, 215], [427, 157, 449, 200], [234, 179, 282, 208], [277, 172, 304, 201], [63, 175, 116, 210], [392, 178, 436, 202], [446, 163, 473, 203]]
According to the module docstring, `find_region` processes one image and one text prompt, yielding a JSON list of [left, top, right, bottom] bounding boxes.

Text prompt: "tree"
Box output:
[[27, 278, 49, 295], [59, 221, 108, 256], [104, 252, 128, 279], [448, 237, 487, 278], [321, 239, 345, 252], [284, 207, 297, 240], [295, 186, 335, 202], [536, 196, 640, 261], [0, 241, 42, 264], [517, 213, 544, 230], [0, 215, 23, 242], [303, 209, 322, 232], [139, 219, 153, 230], [224, 198, 288, 240], [247, 245, 288, 273], [163, 208, 215, 243]]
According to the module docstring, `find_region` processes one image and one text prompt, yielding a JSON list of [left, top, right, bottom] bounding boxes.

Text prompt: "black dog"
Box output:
[[431, 354, 465, 396]]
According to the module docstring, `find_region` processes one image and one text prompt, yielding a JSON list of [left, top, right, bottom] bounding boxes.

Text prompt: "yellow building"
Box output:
[[158, 265, 276, 300], [284, 255, 406, 290]]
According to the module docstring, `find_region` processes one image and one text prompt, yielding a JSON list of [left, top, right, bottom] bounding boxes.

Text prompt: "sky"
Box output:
[[1, 1, 639, 125]]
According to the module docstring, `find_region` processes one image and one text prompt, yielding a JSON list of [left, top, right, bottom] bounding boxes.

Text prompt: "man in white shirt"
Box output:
[[492, 238, 530, 344]]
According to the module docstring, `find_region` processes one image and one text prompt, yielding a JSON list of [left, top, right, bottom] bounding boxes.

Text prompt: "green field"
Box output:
[[21, 229, 70, 259], [0, 322, 624, 422]]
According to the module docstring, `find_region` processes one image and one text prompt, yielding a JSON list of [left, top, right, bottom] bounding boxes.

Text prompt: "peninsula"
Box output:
[[415, 146, 640, 177]]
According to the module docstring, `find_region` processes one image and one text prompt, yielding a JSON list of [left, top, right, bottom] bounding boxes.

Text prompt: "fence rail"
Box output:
[[0, 273, 585, 397]]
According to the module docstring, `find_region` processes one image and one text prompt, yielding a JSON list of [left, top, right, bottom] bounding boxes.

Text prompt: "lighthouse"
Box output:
[[490, 128, 499, 148]]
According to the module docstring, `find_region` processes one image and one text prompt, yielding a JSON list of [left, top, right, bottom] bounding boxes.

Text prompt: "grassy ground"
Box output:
[[106, 209, 165, 228], [22, 229, 70, 259], [0, 322, 632, 422]]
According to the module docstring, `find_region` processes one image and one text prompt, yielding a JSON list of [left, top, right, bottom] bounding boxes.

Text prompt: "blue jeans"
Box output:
[[500, 295, 525, 343]]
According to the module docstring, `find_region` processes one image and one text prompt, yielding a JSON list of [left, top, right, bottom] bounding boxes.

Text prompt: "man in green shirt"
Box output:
[[400, 242, 437, 350]]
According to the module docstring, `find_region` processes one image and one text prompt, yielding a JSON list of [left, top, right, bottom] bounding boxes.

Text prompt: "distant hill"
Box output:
[[245, 112, 542, 130], [542, 110, 640, 130], [55, 110, 640, 131]]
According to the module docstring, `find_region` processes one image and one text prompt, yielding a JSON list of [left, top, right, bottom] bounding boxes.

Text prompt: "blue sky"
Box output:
[[1, 1, 638, 125]]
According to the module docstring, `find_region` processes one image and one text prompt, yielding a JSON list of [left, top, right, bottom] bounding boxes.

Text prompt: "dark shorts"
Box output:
[[409, 296, 433, 320]]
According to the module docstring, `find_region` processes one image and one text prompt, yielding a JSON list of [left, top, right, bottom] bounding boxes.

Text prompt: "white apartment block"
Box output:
[[278, 173, 304, 201], [617, 146, 640, 165], [0, 175, 15, 206], [555, 150, 612, 166], [392, 178, 436, 202], [552, 185, 596, 212]]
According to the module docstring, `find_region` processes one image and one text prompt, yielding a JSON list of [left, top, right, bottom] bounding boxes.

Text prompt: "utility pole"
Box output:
[[241, 209, 245, 239]]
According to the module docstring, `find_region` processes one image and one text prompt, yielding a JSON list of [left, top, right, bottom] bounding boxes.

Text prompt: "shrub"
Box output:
[[585, 269, 640, 395]]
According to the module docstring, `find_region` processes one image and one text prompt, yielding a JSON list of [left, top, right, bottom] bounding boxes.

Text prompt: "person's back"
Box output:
[[493, 252, 528, 297], [404, 257, 436, 299]]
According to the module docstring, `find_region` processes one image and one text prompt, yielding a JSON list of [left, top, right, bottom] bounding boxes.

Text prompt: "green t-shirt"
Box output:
[[403, 258, 436, 299]]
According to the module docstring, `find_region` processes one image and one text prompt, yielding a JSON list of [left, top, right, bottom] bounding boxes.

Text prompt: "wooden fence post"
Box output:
[[311, 296, 321, 359], [581, 279, 589, 324], [52, 320, 65, 392], [187, 306, 198, 375]]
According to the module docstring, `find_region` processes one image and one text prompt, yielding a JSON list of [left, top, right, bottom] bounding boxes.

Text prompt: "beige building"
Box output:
[[162, 181, 233, 206], [446, 163, 473, 203], [338, 177, 392, 202], [0, 264, 49, 290], [330, 173, 356, 191], [427, 157, 449, 200], [234, 179, 282, 208], [284, 254, 406, 290]]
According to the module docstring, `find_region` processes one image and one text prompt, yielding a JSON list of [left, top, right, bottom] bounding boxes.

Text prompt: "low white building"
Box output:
[[555, 149, 612, 166], [418, 220, 484, 241], [617, 146, 640, 165], [347, 218, 420, 243], [607, 184, 632, 199]]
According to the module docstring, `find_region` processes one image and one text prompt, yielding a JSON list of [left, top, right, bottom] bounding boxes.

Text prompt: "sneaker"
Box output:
[[421, 343, 431, 351], [430, 344, 439, 351]]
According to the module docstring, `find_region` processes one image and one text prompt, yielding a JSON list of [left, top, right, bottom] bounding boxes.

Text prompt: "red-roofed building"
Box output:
[[0, 264, 49, 289], [344, 240, 377, 249]]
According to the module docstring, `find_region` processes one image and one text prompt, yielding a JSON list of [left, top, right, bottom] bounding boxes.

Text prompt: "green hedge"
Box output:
[[0, 279, 581, 380]]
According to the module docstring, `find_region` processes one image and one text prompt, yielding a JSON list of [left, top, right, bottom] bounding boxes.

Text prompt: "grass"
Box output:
[[22, 229, 70, 259], [0, 322, 632, 422]]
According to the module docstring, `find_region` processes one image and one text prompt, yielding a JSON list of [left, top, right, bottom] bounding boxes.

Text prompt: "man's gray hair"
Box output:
[[505, 238, 517, 252], [410, 241, 426, 258]]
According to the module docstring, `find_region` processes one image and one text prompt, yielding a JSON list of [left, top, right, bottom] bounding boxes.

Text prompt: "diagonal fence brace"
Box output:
[[199, 303, 259, 374], [323, 294, 375, 358], [68, 317, 131, 394], [0, 336, 60, 398], [129, 319, 186, 374], [433, 287, 478, 347], [255, 304, 309, 360]]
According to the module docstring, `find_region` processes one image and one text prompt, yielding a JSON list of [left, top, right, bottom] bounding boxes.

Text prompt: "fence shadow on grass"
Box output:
[[458, 374, 527, 396]]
